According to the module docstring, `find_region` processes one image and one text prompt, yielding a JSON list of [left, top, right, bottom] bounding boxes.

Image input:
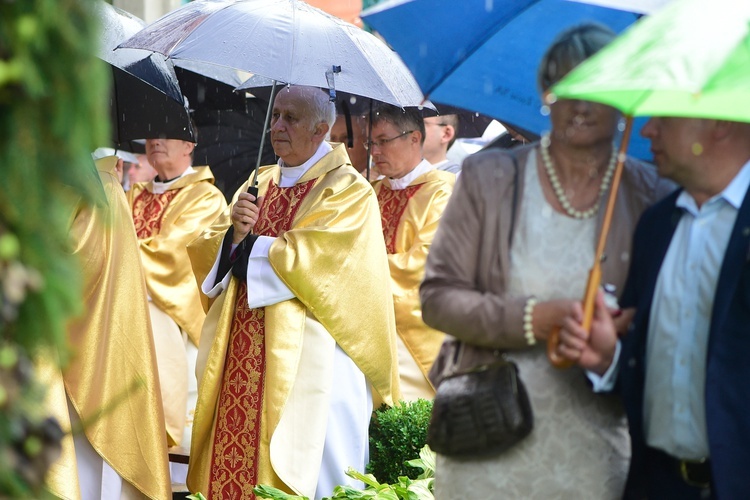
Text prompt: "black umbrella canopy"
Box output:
[[175, 60, 248, 112], [190, 106, 276, 201], [176, 64, 276, 201], [94, 2, 194, 145], [422, 102, 495, 139]]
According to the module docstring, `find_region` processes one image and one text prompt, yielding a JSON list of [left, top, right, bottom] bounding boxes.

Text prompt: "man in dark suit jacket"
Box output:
[[558, 116, 750, 499]]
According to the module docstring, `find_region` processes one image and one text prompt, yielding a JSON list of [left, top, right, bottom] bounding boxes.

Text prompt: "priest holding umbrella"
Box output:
[[187, 85, 400, 499]]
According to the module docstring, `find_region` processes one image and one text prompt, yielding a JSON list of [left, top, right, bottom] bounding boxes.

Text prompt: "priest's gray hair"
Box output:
[[296, 86, 336, 132], [538, 23, 616, 93]]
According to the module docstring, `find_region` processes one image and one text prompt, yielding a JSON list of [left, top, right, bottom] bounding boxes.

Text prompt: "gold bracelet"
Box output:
[[523, 297, 538, 346]]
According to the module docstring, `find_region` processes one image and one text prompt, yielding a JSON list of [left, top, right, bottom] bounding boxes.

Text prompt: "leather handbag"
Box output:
[[426, 150, 533, 457], [427, 354, 533, 458]]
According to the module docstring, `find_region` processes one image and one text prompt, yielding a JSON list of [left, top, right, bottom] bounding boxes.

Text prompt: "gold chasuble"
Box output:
[[373, 169, 454, 400], [44, 156, 170, 499], [128, 167, 226, 446], [127, 166, 227, 345], [186, 144, 400, 498]]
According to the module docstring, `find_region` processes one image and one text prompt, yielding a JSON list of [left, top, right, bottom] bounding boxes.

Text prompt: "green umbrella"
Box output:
[[545, 0, 750, 367], [548, 0, 750, 122]]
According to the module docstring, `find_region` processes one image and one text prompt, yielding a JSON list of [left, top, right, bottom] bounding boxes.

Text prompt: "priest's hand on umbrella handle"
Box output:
[[231, 186, 262, 244], [547, 264, 601, 369]]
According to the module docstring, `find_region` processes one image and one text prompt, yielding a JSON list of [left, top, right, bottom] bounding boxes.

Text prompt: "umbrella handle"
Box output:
[[252, 81, 279, 188], [547, 116, 633, 369], [547, 264, 601, 368]]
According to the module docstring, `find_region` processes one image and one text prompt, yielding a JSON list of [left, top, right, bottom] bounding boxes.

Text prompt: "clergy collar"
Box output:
[[277, 142, 332, 187], [388, 159, 434, 190], [153, 166, 195, 193]]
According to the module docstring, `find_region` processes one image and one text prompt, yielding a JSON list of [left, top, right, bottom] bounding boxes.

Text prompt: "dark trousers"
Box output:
[[644, 447, 713, 500]]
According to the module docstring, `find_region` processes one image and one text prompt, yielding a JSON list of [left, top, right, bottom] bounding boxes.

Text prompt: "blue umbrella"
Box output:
[[362, 0, 665, 159]]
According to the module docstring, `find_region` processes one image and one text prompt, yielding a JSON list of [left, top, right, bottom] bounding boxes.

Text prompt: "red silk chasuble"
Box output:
[[376, 184, 423, 254], [131, 189, 181, 238], [209, 178, 316, 499]]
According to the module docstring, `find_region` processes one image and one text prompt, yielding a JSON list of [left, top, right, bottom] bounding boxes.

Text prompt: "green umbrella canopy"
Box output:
[[549, 0, 750, 123]]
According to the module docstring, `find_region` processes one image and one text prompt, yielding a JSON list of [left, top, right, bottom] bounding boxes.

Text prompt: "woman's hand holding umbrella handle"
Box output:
[[555, 290, 619, 376], [547, 263, 601, 368]]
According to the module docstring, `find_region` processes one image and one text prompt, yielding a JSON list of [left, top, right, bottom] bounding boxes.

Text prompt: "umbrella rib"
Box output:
[[168, 3, 238, 56], [290, 0, 298, 84], [628, 89, 655, 117]]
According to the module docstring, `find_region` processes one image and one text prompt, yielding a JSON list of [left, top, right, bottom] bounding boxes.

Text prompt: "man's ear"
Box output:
[[412, 130, 423, 146], [313, 122, 330, 141], [115, 158, 124, 182], [443, 125, 456, 145], [184, 140, 196, 156], [714, 120, 735, 141]]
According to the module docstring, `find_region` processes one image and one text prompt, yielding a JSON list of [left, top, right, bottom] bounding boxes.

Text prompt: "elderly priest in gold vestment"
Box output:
[[127, 134, 227, 450], [42, 155, 170, 499], [186, 85, 400, 499], [370, 105, 454, 401]]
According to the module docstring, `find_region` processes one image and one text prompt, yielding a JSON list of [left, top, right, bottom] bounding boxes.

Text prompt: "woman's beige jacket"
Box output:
[[421, 143, 676, 383]]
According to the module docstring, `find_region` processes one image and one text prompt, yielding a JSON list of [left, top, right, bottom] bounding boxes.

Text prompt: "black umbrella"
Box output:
[[95, 2, 194, 145], [174, 62, 275, 201], [423, 102, 495, 139]]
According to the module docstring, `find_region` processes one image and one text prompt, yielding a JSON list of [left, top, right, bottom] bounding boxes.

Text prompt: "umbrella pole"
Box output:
[[366, 99, 373, 179], [251, 80, 279, 188], [547, 116, 634, 369]]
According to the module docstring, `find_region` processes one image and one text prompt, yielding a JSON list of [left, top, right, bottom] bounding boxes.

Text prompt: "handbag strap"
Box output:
[[444, 151, 522, 380], [508, 152, 520, 248]]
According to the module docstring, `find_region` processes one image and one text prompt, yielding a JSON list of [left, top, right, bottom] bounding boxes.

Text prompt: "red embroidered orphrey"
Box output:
[[209, 178, 316, 499], [377, 184, 423, 254], [131, 189, 181, 239]]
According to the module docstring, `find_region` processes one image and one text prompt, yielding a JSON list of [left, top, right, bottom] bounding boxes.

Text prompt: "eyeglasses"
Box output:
[[364, 130, 415, 149]]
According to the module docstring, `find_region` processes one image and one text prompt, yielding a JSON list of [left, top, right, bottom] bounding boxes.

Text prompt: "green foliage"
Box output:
[[0, 0, 109, 356], [0, 343, 60, 498], [367, 399, 433, 484], [253, 485, 308, 499], [253, 446, 436, 500], [0, 0, 110, 495]]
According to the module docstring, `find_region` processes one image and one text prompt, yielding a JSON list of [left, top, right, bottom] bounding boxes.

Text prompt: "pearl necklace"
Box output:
[[539, 133, 617, 219]]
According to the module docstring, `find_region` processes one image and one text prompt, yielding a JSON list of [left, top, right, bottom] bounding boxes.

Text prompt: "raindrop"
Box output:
[[545, 93, 557, 105], [617, 120, 626, 132], [540, 104, 551, 116]]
